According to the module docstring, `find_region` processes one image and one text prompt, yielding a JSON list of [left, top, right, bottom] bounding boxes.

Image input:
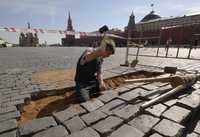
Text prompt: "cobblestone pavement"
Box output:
[[0, 47, 200, 72], [0, 47, 200, 137]]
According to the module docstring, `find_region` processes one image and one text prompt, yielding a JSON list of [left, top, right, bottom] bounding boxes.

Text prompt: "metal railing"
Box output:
[[125, 44, 200, 65]]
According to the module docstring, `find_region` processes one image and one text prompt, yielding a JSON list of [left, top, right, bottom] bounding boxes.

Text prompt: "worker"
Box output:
[[74, 26, 116, 102]]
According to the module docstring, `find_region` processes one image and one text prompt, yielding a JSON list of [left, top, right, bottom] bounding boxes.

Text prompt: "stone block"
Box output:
[[153, 119, 185, 137], [149, 133, 163, 137], [98, 91, 118, 103], [163, 99, 178, 107], [1, 99, 24, 108], [66, 127, 100, 137], [0, 119, 17, 134], [32, 125, 69, 137], [53, 105, 86, 123], [145, 104, 167, 117], [19, 116, 57, 136], [153, 82, 168, 87], [109, 124, 144, 137], [139, 89, 160, 99], [113, 86, 129, 94], [141, 84, 159, 91], [92, 116, 123, 135], [99, 99, 125, 115], [177, 94, 200, 110], [0, 111, 20, 122], [119, 88, 146, 102], [81, 110, 107, 125], [162, 105, 191, 124], [81, 99, 104, 112], [63, 116, 86, 133], [129, 114, 160, 133], [194, 120, 200, 134], [124, 83, 139, 90], [113, 104, 140, 120], [186, 132, 200, 137], [0, 130, 17, 137], [0, 106, 17, 115]]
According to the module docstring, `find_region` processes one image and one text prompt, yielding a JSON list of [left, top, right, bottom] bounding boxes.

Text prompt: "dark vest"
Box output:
[[75, 52, 102, 83]]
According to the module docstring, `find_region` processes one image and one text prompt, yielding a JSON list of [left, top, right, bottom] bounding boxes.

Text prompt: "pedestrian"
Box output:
[[74, 26, 116, 102]]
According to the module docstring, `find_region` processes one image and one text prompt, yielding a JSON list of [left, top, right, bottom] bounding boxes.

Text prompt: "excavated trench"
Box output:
[[19, 71, 163, 123]]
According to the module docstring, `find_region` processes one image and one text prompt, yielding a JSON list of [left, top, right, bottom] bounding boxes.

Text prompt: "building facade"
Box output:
[[62, 12, 126, 47], [126, 10, 200, 46], [19, 23, 39, 47]]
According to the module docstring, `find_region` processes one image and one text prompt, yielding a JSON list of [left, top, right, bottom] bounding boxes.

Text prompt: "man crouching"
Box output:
[[75, 31, 116, 102]]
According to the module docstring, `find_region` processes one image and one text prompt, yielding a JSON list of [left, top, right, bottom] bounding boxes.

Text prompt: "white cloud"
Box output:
[[186, 7, 200, 15]]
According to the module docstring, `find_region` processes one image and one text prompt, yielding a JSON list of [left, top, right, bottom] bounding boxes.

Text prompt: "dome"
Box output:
[[141, 11, 161, 22]]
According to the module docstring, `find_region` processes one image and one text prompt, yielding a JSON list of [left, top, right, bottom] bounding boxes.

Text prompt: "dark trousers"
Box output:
[[75, 80, 100, 102]]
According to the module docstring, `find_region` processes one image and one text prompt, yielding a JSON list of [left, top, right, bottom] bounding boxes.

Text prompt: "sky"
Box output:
[[0, 0, 200, 44]]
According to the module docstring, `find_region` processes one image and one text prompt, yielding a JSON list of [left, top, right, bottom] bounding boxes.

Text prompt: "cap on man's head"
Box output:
[[99, 25, 109, 34]]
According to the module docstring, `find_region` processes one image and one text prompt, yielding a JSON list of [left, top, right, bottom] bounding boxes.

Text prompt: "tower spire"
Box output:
[[128, 11, 135, 29], [67, 11, 74, 31]]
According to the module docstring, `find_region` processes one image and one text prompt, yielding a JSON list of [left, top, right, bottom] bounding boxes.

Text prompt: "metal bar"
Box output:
[[156, 48, 160, 56], [127, 53, 200, 60], [141, 85, 186, 109], [188, 46, 192, 59], [124, 31, 131, 65], [165, 47, 169, 57], [176, 47, 180, 58], [136, 47, 140, 60]]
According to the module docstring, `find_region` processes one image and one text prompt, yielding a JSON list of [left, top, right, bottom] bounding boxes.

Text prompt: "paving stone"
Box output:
[[186, 132, 200, 137], [113, 104, 140, 120], [159, 84, 172, 91], [149, 133, 164, 137], [99, 99, 125, 115], [124, 83, 139, 90], [162, 105, 191, 124], [92, 116, 123, 135], [129, 114, 160, 134], [32, 125, 69, 137], [81, 110, 107, 125], [98, 91, 118, 103], [0, 119, 17, 134], [0, 110, 20, 122], [81, 99, 104, 112], [194, 121, 200, 134], [145, 104, 167, 117], [119, 88, 146, 102], [19, 116, 57, 136], [63, 116, 86, 133], [153, 82, 169, 87], [0, 130, 17, 137], [163, 98, 178, 107], [66, 127, 100, 137], [113, 86, 129, 94], [153, 119, 185, 137], [193, 89, 200, 94], [177, 93, 200, 110], [53, 105, 86, 123], [139, 89, 160, 99], [141, 84, 159, 91], [0, 106, 17, 115], [109, 124, 145, 137], [1, 99, 24, 108]]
